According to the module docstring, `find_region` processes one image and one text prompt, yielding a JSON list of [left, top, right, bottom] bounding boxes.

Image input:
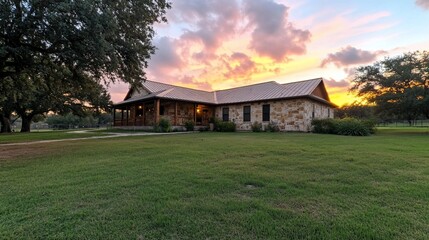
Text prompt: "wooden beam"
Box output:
[[154, 99, 160, 124], [126, 106, 129, 126], [134, 105, 136, 126], [174, 102, 178, 125], [194, 103, 197, 124], [143, 103, 146, 126], [113, 108, 116, 126]]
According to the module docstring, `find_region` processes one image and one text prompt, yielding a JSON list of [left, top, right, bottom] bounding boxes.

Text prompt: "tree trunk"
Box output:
[[21, 115, 33, 132], [0, 113, 12, 133]]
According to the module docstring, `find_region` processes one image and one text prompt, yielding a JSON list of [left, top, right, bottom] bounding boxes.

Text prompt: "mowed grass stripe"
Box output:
[[0, 131, 428, 239]]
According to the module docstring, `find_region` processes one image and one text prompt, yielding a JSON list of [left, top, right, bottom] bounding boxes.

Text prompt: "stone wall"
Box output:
[[215, 98, 334, 132]]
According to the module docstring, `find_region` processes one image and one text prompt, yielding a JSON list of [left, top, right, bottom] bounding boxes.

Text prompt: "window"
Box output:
[[243, 106, 251, 122], [262, 104, 270, 122], [222, 107, 229, 121], [328, 108, 330, 118], [160, 106, 165, 115]]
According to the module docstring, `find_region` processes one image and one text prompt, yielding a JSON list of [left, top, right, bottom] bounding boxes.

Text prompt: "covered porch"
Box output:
[[113, 99, 214, 128]]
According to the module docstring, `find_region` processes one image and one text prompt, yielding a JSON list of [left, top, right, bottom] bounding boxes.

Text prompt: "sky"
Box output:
[[109, 0, 429, 106]]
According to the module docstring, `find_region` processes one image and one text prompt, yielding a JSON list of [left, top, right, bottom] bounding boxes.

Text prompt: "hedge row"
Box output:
[[212, 118, 236, 132], [311, 118, 376, 136]]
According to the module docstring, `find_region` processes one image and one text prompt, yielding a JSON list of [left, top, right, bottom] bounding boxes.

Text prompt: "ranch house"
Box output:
[[113, 78, 336, 132]]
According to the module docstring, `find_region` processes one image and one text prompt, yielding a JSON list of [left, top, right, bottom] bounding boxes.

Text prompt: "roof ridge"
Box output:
[[145, 80, 211, 93], [156, 88, 175, 97], [214, 81, 277, 93], [281, 77, 323, 85]]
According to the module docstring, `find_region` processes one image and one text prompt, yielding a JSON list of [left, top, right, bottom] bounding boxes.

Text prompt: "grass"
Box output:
[[0, 129, 106, 144], [0, 130, 428, 239]]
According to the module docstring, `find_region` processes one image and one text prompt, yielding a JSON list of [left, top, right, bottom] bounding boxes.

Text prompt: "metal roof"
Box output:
[[114, 78, 335, 107]]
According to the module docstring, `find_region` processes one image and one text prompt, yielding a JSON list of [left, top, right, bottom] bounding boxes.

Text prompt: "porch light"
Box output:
[[138, 105, 143, 109]]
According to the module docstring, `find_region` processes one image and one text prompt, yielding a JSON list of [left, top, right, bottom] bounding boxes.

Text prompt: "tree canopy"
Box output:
[[0, 0, 170, 132], [351, 51, 429, 124]]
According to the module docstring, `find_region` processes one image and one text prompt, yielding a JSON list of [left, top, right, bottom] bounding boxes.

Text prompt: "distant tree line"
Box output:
[[339, 51, 429, 125], [45, 113, 112, 129], [0, 0, 170, 133]]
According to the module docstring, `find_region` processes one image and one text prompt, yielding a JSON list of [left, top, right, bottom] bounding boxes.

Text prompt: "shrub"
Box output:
[[209, 117, 216, 124], [155, 118, 171, 132], [266, 121, 280, 132], [311, 118, 338, 134], [251, 121, 263, 132], [336, 118, 370, 136], [184, 120, 195, 131], [214, 120, 236, 132], [311, 118, 374, 136], [362, 119, 377, 134]]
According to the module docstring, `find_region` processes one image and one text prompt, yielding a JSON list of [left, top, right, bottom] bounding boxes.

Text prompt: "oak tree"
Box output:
[[351, 51, 429, 124], [0, 0, 170, 132]]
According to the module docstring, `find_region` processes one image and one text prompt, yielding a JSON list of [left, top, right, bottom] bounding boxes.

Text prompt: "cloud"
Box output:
[[324, 78, 350, 88], [133, 0, 314, 96], [321, 46, 386, 67], [178, 75, 213, 90], [173, 0, 241, 53], [244, 0, 311, 61], [149, 37, 184, 73], [167, 0, 312, 63], [108, 82, 131, 102], [223, 52, 258, 80], [416, 0, 429, 10]]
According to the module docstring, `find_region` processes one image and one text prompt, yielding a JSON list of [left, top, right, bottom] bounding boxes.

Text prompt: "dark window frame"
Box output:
[[262, 104, 270, 122], [243, 106, 251, 122], [222, 107, 229, 121]]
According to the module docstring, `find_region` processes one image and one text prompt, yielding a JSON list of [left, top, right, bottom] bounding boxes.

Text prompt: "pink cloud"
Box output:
[[244, 0, 311, 61], [321, 46, 386, 67], [416, 0, 429, 10], [173, 0, 240, 53], [110, 0, 314, 102], [150, 37, 184, 72], [223, 52, 258, 80], [108, 82, 130, 102]]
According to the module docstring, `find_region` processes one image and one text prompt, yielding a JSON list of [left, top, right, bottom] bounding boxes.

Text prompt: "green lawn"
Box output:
[[0, 130, 428, 239]]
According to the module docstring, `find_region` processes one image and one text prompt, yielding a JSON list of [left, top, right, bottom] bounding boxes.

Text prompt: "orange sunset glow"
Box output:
[[109, 0, 429, 107]]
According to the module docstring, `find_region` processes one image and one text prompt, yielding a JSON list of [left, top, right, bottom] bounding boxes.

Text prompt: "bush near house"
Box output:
[[266, 121, 280, 132], [155, 118, 171, 132], [311, 118, 337, 134], [251, 121, 263, 132], [184, 120, 195, 131], [311, 118, 376, 136], [213, 118, 236, 132]]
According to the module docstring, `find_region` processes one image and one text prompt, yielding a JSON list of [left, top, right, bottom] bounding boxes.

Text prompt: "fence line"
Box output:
[[377, 120, 429, 127]]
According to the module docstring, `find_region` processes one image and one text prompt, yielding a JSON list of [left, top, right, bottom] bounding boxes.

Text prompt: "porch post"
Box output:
[[113, 108, 116, 126], [143, 103, 146, 126], [174, 102, 178, 125], [121, 109, 124, 126], [134, 104, 137, 126], [126, 106, 129, 126], [154, 99, 160, 124], [194, 103, 197, 123]]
